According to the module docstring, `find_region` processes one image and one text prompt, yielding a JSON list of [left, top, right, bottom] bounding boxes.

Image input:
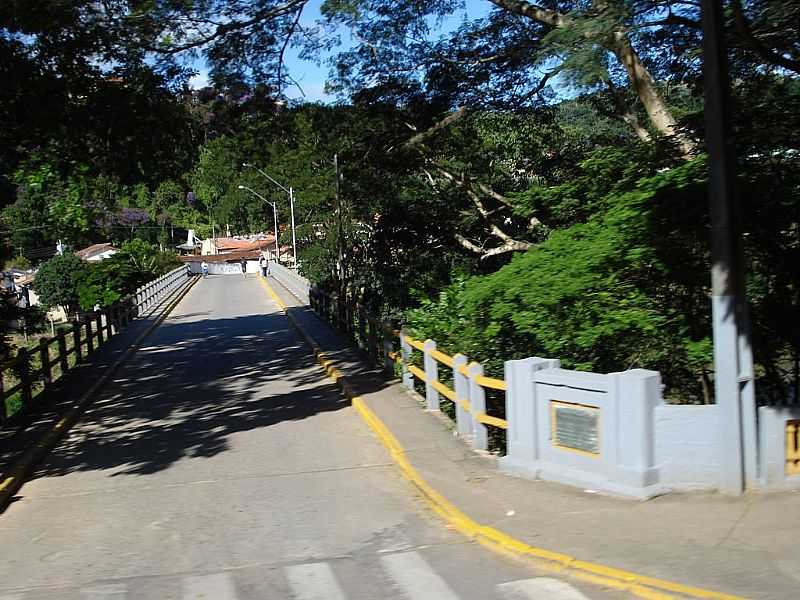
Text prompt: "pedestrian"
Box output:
[[259, 254, 267, 278], [201, 260, 209, 278], [240, 257, 247, 278]]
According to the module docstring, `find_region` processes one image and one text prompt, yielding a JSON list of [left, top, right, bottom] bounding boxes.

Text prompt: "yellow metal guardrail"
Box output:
[[400, 333, 507, 430], [787, 421, 800, 476]]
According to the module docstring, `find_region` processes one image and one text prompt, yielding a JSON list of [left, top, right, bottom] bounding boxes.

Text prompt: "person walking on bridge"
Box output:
[[240, 257, 247, 279]]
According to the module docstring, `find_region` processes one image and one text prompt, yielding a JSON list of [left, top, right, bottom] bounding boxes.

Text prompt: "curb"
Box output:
[[260, 278, 748, 600], [0, 275, 200, 513]]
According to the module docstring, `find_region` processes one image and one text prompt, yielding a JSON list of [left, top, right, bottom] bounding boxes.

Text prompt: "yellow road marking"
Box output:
[[259, 277, 748, 600]]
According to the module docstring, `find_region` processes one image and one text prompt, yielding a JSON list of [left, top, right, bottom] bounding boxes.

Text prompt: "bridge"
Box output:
[[0, 272, 796, 600], [0, 273, 624, 600]]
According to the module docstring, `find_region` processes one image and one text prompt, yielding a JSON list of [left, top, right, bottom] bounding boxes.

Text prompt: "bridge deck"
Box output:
[[0, 274, 617, 600]]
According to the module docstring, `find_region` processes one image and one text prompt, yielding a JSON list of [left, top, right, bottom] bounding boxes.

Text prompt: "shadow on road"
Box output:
[[25, 308, 390, 480]]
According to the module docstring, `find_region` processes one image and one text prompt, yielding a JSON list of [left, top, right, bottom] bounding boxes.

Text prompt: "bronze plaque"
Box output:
[[551, 401, 599, 455]]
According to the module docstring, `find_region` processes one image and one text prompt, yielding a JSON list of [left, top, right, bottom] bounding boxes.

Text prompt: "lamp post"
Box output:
[[243, 163, 298, 270], [238, 185, 280, 263]]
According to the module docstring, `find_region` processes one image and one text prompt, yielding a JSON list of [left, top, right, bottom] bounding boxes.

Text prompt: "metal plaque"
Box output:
[[551, 401, 599, 455]]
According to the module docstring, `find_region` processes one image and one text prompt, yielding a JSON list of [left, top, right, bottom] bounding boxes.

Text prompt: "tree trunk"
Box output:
[[610, 32, 695, 155]]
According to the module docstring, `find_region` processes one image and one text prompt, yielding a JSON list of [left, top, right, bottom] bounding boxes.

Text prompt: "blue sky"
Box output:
[[189, 0, 493, 102]]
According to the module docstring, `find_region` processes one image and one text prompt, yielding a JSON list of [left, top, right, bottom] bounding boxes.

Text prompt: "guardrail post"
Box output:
[[17, 348, 32, 407], [423, 339, 440, 411], [453, 354, 471, 436], [57, 329, 69, 374], [72, 321, 82, 362], [400, 332, 414, 391], [383, 320, 395, 376], [95, 312, 104, 345], [468, 362, 488, 451], [39, 338, 51, 386], [85, 317, 94, 353]]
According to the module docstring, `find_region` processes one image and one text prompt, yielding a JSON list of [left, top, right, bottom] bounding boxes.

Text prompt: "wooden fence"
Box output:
[[1, 266, 190, 424]]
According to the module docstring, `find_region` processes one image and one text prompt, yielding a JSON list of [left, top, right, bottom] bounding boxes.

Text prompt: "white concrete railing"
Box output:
[[133, 266, 191, 317], [269, 261, 310, 304], [275, 281, 799, 498]]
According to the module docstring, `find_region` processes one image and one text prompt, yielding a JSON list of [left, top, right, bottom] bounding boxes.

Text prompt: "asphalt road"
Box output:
[[0, 275, 626, 600]]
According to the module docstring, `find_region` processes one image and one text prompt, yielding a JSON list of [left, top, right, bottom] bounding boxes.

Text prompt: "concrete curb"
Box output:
[[0, 275, 200, 514], [259, 277, 747, 600]]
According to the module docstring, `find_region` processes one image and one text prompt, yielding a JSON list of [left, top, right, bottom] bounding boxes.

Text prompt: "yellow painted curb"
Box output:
[[259, 277, 748, 600], [0, 275, 200, 512]]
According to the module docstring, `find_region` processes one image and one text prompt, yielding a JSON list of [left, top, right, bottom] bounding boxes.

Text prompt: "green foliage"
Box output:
[[74, 241, 181, 310], [407, 156, 713, 402], [33, 253, 87, 315]]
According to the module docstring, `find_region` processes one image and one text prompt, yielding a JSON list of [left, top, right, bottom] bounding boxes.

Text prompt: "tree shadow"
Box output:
[[26, 307, 390, 481]]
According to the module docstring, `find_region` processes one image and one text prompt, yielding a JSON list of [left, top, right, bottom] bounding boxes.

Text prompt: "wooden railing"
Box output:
[[1, 266, 190, 424]]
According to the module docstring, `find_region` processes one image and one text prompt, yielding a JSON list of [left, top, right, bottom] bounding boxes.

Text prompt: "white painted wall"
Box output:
[[654, 404, 720, 490]]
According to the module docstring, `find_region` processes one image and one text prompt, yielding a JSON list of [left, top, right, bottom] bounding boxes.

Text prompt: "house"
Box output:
[[75, 243, 119, 262], [200, 235, 276, 256]]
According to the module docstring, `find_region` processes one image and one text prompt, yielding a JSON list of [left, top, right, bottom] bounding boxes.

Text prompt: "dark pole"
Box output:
[[701, 0, 757, 493], [334, 153, 344, 293]]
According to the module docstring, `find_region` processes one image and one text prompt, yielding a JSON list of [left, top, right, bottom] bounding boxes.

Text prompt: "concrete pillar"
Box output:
[[614, 369, 661, 484], [504, 357, 559, 466], [468, 362, 487, 451], [453, 354, 471, 437], [400, 332, 414, 391], [423, 339, 440, 411], [712, 296, 745, 494]]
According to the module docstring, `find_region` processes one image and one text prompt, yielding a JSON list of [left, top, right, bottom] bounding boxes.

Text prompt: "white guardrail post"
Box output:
[[400, 332, 414, 391], [468, 362, 488, 451], [453, 354, 471, 437], [423, 339, 440, 411]]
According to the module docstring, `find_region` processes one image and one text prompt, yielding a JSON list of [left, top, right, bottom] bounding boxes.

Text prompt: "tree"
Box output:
[[34, 253, 87, 317]]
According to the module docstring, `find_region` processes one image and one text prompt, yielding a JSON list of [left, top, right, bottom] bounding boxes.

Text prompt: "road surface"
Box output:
[[0, 275, 625, 600]]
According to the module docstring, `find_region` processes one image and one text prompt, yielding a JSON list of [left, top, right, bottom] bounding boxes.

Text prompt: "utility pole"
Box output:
[[289, 187, 298, 270], [334, 153, 345, 294], [701, 0, 757, 494]]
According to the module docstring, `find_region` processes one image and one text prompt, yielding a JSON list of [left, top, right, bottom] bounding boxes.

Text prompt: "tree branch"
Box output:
[[146, 0, 308, 56], [403, 106, 470, 149], [605, 79, 652, 142], [731, 0, 800, 74], [277, 3, 305, 94]]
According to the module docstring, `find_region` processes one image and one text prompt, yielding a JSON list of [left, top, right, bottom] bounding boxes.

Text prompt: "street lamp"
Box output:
[[238, 185, 280, 263], [242, 163, 298, 270]]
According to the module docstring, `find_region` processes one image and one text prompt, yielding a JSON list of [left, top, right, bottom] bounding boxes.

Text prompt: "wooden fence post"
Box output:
[[57, 329, 69, 375], [17, 348, 32, 407], [95, 312, 104, 345], [73, 321, 82, 362], [105, 308, 113, 337], [85, 317, 94, 353], [39, 337, 51, 387]]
